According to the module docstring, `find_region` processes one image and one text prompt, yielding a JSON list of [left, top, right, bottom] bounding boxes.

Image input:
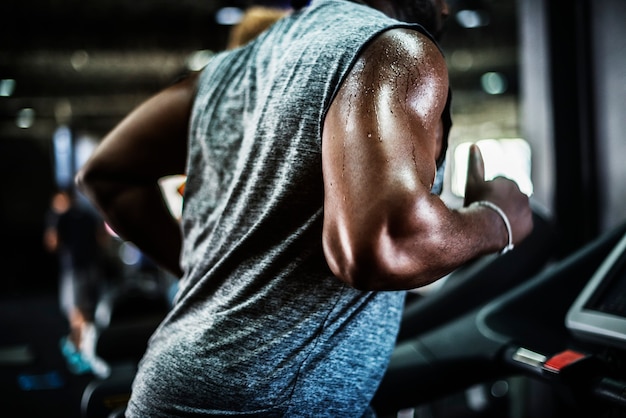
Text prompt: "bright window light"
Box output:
[[119, 241, 142, 266], [53, 125, 73, 189], [16, 107, 35, 128], [451, 138, 533, 197], [74, 135, 98, 171], [70, 50, 89, 71], [481, 72, 508, 95], [216, 7, 244, 25], [0, 79, 16, 97], [455, 10, 490, 28]]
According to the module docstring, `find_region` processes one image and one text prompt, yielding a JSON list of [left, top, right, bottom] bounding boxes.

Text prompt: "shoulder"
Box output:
[[359, 27, 447, 80], [343, 27, 449, 115]]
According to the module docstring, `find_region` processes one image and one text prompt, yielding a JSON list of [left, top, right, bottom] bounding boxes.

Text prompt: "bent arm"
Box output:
[[322, 29, 532, 291], [75, 72, 200, 277]]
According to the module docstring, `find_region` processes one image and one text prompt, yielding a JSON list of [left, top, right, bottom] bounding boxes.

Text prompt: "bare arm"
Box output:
[[75, 72, 200, 277], [322, 29, 532, 291]]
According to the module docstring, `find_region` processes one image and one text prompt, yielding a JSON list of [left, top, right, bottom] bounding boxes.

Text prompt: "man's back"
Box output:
[[126, 2, 440, 416], [77, 0, 533, 416]]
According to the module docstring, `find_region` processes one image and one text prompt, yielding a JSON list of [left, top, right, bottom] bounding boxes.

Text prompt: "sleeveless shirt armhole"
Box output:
[[318, 22, 448, 150]]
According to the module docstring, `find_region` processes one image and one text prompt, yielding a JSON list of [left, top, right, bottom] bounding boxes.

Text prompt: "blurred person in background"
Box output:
[[43, 189, 116, 374], [76, 0, 532, 416]]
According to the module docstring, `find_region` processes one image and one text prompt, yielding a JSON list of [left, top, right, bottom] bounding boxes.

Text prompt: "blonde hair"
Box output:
[[227, 6, 288, 50]]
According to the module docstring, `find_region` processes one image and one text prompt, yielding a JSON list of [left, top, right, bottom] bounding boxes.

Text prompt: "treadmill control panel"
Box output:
[[567, 232, 626, 349]]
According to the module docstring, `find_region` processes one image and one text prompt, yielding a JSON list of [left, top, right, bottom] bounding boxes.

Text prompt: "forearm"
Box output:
[[74, 74, 197, 277], [323, 192, 510, 291], [77, 176, 183, 277], [321, 29, 533, 291]]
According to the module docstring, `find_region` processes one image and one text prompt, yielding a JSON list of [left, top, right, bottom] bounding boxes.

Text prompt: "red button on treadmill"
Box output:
[[543, 349, 587, 373]]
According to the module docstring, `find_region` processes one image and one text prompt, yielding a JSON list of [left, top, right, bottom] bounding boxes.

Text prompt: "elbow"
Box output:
[[74, 163, 92, 200], [322, 226, 414, 291], [74, 165, 89, 195], [322, 224, 370, 290], [323, 247, 378, 291], [74, 162, 100, 201], [322, 219, 449, 291], [74, 161, 116, 211]]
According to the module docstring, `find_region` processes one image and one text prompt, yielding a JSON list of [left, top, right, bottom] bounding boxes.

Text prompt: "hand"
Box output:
[[464, 144, 533, 246]]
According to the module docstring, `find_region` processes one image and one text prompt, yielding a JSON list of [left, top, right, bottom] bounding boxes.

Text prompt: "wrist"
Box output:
[[470, 200, 514, 255]]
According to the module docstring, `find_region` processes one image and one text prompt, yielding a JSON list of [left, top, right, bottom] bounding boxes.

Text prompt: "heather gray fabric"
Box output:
[[126, 1, 449, 416]]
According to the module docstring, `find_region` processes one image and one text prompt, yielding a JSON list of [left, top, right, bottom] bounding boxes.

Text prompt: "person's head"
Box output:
[[50, 189, 72, 214], [290, 0, 450, 41]]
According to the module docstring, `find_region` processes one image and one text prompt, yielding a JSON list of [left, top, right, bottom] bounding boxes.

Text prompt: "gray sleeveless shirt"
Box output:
[[126, 1, 449, 416]]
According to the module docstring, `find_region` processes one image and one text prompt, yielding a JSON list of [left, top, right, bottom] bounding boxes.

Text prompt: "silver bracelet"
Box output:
[[472, 200, 514, 255]]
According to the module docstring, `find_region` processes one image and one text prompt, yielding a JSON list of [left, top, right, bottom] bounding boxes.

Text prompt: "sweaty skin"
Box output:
[[77, 20, 533, 292], [322, 28, 533, 291]]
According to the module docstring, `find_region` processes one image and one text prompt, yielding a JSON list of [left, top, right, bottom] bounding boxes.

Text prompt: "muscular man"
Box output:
[[76, 0, 532, 416]]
